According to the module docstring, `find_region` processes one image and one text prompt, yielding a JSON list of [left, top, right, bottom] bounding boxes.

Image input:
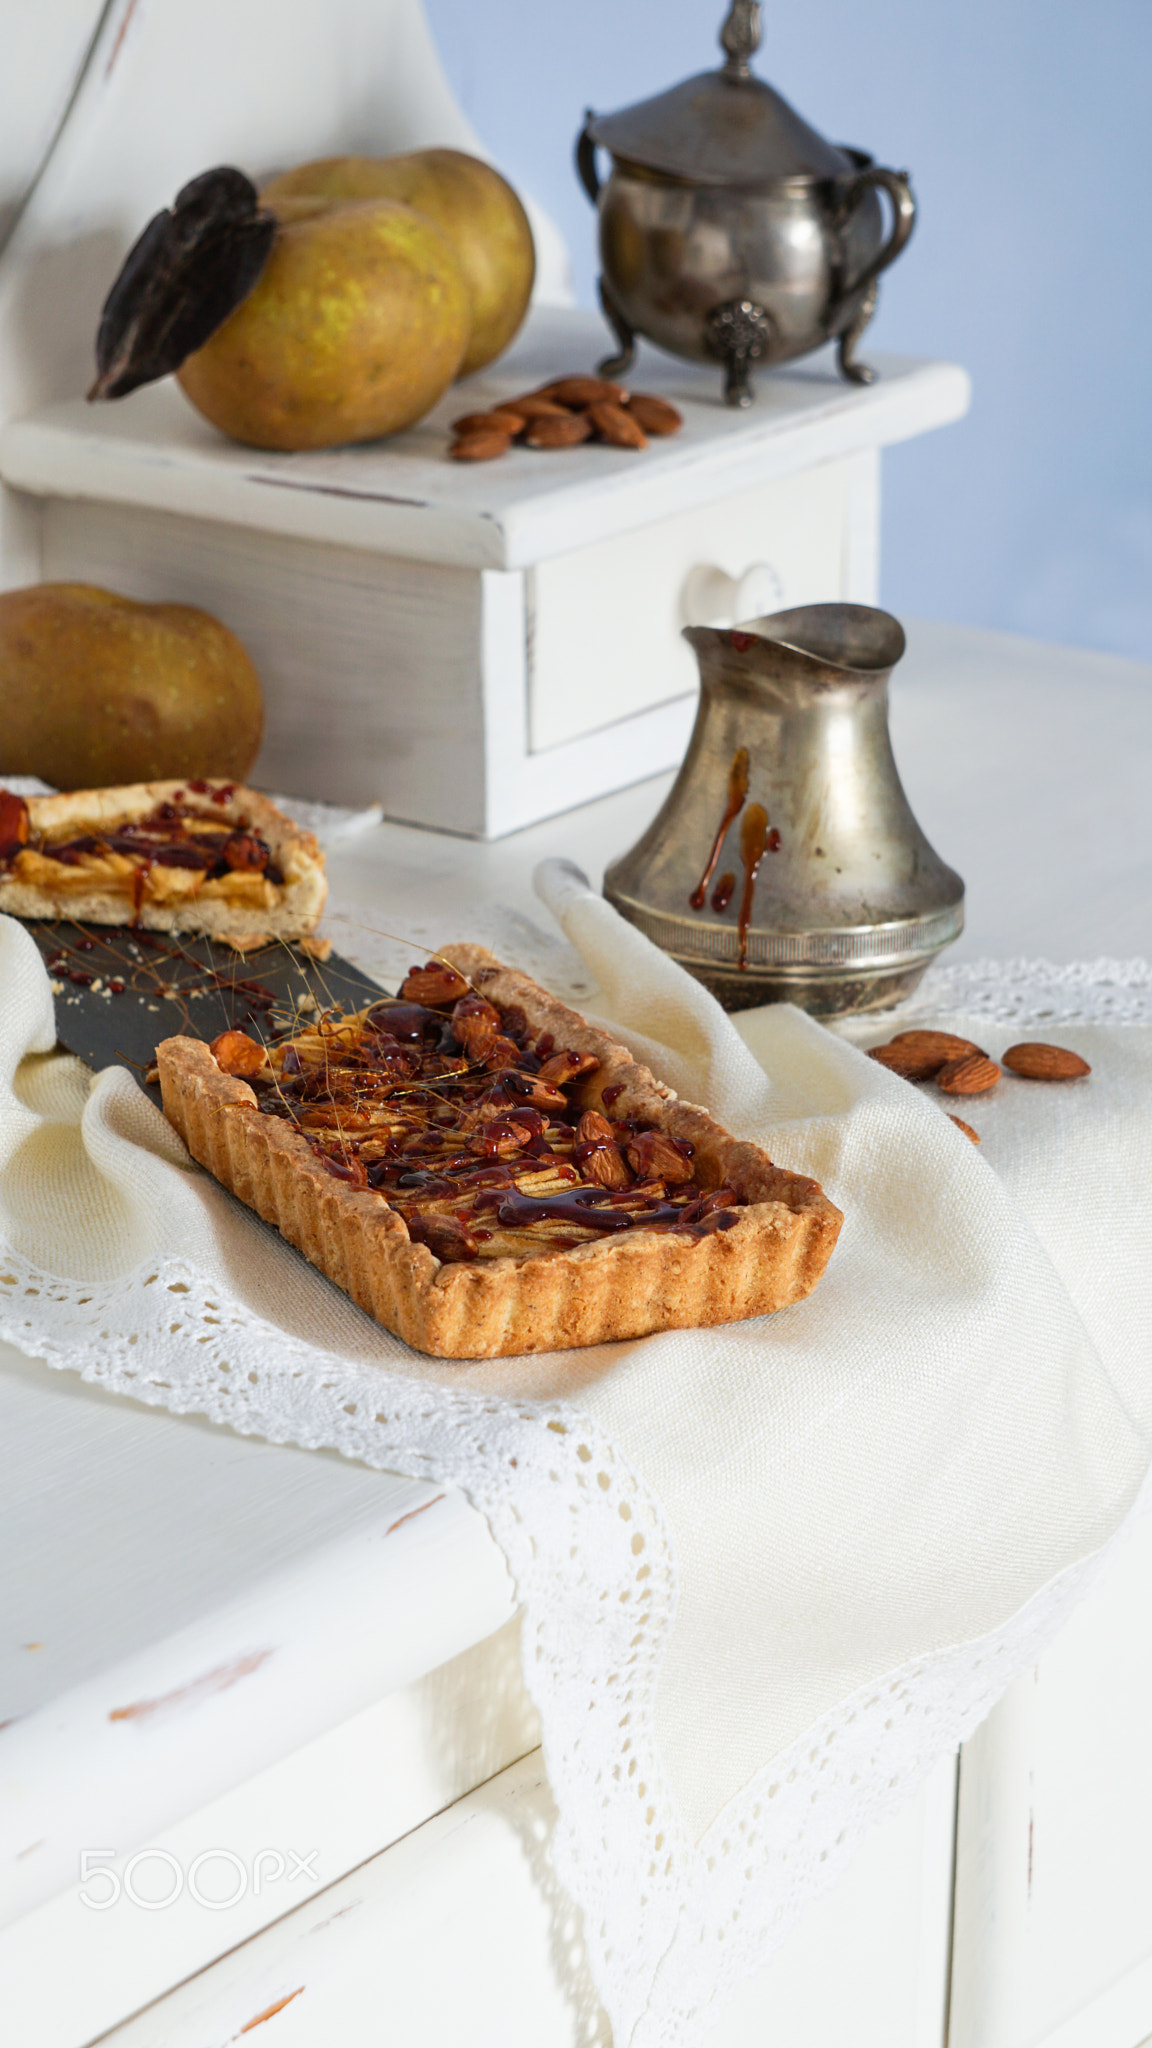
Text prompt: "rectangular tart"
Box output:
[[157, 943, 842, 1359], [0, 780, 326, 947]]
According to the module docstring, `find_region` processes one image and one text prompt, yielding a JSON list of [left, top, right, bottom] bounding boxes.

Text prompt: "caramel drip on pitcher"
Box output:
[[689, 747, 749, 909], [737, 804, 771, 969]]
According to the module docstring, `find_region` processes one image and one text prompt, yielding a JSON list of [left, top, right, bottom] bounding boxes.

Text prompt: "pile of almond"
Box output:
[[867, 1030, 1090, 1143], [449, 375, 683, 461]]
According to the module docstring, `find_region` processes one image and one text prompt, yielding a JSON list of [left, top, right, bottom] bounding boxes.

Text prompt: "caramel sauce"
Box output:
[[689, 747, 749, 910], [737, 804, 770, 969], [711, 871, 735, 912], [242, 969, 749, 1262]]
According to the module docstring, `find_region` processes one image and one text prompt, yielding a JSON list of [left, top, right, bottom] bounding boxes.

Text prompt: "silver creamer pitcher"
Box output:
[[603, 605, 964, 1015]]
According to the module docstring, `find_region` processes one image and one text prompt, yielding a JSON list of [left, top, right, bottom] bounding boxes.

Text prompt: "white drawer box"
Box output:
[[0, 307, 968, 837]]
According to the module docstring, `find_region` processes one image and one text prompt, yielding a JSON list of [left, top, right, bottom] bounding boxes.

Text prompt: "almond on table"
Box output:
[[535, 375, 629, 407], [1002, 1042, 1092, 1080], [936, 1053, 1001, 1097], [587, 399, 648, 449], [450, 428, 513, 461], [446, 375, 682, 462], [890, 1029, 985, 1060], [525, 412, 593, 448], [452, 408, 526, 435], [869, 1042, 948, 1081], [627, 392, 684, 436], [504, 394, 572, 421]]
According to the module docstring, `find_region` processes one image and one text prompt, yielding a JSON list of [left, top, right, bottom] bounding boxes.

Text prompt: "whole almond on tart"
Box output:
[[936, 1052, 1001, 1096], [948, 1115, 981, 1144], [1002, 1042, 1091, 1080]]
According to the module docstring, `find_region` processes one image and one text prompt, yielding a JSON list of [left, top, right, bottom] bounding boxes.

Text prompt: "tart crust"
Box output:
[[0, 781, 326, 945], [157, 944, 842, 1359]]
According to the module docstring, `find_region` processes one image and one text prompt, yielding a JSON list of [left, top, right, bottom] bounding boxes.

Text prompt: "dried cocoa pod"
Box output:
[[626, 393, 683, 435], [588, 399, 648, 449], [210, 1028, 266, 1077], [400, 962, 470, 1008], [1001, 1042, 1091, 1080], [90, 167, 276, 401], [524, 412, 593, 449], [449, 429, 512, 462], [451, 409, 526, 435], [936, 1053, 1001, 1096], [534, 375, 629, 408]]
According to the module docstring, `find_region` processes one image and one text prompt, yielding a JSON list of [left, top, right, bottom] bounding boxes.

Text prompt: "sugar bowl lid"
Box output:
[[584, 1, 852, 189]]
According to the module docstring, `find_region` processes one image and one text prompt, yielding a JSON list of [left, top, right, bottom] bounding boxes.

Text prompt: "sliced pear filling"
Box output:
[[220, 962, 747, 1263]]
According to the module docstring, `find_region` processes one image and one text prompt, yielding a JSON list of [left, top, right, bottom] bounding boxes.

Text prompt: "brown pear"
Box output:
[[0, 583, 264, 787], [262, 149, 535, 377], [177, 197, 470, 450]]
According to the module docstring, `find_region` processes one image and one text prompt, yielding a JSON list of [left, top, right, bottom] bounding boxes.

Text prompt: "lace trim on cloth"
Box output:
[[895, 955, 1152, 1029], [2, 959, 1149, 2047]]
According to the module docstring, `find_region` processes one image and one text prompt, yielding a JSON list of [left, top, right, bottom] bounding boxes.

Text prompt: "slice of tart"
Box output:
[[157, 944, 842, 1358], [0, 781, 325, 947]]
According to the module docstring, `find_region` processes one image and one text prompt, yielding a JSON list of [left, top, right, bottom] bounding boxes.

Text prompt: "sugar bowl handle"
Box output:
[[576, 113, 602, 204], [835, 165, 917, 299]]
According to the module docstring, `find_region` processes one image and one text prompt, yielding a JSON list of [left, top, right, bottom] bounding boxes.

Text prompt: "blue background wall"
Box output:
[[424, 0, 1152, 660]]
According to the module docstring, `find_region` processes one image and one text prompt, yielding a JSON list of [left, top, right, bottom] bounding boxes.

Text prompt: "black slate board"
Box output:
[[27, 919, 389, 1100]]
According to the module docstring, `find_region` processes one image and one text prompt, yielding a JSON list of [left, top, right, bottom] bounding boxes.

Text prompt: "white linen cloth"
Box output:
[[0, 886, 1149, 2047]]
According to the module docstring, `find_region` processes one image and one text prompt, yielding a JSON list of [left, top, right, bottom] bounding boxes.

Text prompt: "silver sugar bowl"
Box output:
[[576, 1, 916, 404], [603, 604, 964, 1016]]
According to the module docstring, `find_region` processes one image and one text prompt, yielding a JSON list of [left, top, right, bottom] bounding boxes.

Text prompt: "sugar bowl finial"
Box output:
[[719, 1, 761, 78]]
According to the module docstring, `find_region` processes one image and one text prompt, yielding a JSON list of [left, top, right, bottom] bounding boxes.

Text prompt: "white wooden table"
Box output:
[[3, 619, 1152, 2048]]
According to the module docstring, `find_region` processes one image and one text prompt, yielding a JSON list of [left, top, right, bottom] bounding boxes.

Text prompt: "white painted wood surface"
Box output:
[[0, 317, 965, 572], [92, 1750, 958, 2048], [0, 0, 104, 251], [950, 1509, 1152, 2048]]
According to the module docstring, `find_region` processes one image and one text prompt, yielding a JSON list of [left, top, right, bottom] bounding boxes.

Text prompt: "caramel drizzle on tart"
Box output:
[[0, 785, 286, 915], [215, 960, 746, 1263]]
